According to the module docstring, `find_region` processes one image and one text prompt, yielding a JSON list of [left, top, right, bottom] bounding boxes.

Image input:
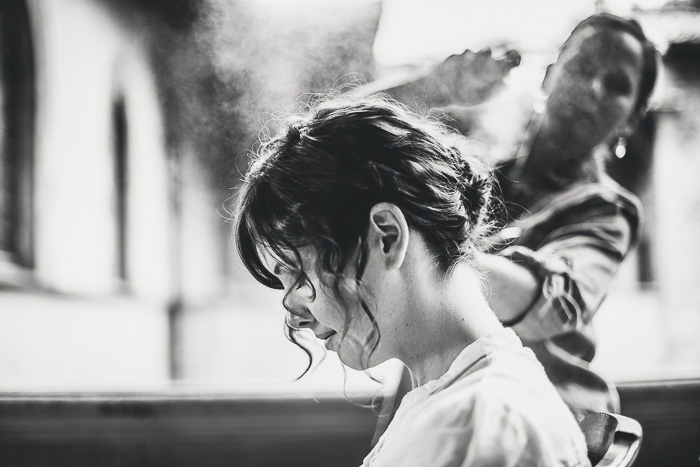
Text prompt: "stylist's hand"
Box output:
[[433, 48, 521, 106]]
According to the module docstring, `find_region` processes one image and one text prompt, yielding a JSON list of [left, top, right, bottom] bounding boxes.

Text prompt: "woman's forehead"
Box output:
[[562, 26, 641, 60]]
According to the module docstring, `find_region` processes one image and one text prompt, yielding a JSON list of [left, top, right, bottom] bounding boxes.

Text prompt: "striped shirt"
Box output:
[[491, 174, 641, 420]]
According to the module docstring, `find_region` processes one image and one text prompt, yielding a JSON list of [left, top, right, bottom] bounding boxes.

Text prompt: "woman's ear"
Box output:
[[367, 203, 409, 270]]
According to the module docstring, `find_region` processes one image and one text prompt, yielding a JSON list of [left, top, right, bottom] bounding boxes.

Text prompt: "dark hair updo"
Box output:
[[234, 95, 494, 372]]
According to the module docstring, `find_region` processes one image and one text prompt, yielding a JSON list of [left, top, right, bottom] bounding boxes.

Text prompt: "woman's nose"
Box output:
[[286, 308, 315, 330], [591, 74, 605, 100]]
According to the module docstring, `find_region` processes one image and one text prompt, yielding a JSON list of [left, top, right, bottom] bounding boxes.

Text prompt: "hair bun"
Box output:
[[286, 120, 303, 143], [456, 159, 491, 229]]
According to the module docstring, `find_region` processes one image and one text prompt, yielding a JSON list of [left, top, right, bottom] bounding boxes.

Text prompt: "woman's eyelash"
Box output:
[[272, 263, 310, 291]]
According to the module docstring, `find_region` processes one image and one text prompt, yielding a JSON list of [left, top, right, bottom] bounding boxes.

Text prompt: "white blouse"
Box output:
[[362, 329, 591, 467]]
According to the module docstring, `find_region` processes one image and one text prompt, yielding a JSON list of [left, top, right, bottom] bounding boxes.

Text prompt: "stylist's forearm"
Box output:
[[476, 252, 540, 322]]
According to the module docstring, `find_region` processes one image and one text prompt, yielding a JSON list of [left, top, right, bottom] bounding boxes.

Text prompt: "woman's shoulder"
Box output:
[[476, 350, 590, 464], [441, 347, 589, 466], [379, 341, 589, 467]]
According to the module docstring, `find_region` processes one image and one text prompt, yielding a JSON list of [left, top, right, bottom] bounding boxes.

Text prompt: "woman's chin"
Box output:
[[337, 351, 387, 372]]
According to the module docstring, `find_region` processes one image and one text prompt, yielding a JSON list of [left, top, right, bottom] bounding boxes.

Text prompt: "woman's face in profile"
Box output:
[[264, 246, 386, 371], [543, 26, 644, 149]]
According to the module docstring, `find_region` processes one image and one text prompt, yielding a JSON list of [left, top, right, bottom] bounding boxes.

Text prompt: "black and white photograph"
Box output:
[[0, 0, 699, 465]]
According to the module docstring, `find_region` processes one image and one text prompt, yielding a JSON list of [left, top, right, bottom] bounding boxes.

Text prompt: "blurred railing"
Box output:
[[1, 380, 698, 467]]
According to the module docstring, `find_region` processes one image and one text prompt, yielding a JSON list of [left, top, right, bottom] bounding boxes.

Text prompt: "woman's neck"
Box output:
[[397, 263, 503, 387]]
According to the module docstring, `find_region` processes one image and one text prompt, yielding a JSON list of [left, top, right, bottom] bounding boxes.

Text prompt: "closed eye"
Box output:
[[273, 262, 311, 292]]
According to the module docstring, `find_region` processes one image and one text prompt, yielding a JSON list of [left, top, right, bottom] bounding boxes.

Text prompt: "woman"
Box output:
[[475, 13, 659, 420], [234, 96, 590, 466]]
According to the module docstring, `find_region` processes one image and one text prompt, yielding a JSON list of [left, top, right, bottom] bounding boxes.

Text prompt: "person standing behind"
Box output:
[[356, 12, 658, 425], [472, 13, 659, 420]]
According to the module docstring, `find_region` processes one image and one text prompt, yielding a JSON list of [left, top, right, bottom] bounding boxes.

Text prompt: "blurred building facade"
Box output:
[[0, 0, 176, 388], [0, 0, 381, 390]]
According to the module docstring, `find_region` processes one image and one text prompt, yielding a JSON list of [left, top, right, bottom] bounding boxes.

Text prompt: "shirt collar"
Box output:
[[413, 328, 523, 397]]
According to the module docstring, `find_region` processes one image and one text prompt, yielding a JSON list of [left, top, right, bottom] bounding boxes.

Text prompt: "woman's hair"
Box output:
[[563, 13, 659, 115], [234, 95, 494, 374]]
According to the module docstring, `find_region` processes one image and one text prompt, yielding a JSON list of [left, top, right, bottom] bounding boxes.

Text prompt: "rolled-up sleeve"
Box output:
[[499, 205, 636, 341]]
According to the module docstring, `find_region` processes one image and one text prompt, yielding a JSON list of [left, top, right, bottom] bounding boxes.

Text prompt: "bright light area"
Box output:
[[373, 0, 595, 67], [373, 0, 670, 68]]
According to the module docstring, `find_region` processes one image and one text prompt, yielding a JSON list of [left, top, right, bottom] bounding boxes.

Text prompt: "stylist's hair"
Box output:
[[564, 13, 659, 114], [234, 95, 493, 373]]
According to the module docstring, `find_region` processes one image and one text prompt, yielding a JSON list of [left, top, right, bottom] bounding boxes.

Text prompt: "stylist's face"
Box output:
[[542, 26, 644, 149]]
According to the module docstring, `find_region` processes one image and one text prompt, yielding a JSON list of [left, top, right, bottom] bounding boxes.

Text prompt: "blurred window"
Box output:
[[0, 0, 34, 271], [112, 95, 128, 282]]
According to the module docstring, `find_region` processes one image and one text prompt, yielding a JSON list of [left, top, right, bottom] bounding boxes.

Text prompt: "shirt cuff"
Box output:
[[497, 246, 578, 340]]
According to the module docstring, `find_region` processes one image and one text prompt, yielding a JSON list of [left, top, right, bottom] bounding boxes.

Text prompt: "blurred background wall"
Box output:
[[0, 0, 383, 391], [0, 0, 173, 388]]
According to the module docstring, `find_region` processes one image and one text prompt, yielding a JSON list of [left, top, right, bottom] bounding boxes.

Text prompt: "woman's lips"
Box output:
[[320, 331, 337, 349], [317, 331, 336, 341]]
